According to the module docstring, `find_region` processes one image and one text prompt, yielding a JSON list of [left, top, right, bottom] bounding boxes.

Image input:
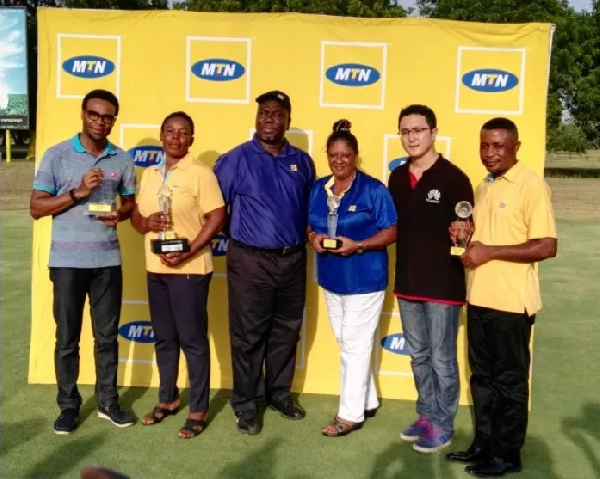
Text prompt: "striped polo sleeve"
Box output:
[[33, 149, 58, 195], [118, 154, 137, 196]]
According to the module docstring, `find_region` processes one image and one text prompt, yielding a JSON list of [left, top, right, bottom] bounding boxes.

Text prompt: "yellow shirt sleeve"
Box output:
[[525, 177, 557, 240], [195, 161, 225, 216]]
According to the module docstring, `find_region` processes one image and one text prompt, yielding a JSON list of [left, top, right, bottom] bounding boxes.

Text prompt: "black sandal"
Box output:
[[178, 418, 207, 439], [321, 416, 364, 437], [141, 405, 179, 426]]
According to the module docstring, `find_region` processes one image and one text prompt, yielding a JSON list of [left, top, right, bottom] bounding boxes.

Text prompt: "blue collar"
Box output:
[[70, 133, 117, 155], [251, 134, 293, 158]]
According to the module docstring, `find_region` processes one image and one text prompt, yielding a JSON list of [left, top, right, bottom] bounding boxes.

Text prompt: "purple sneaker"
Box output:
[[400, 416, 431, 442], [412, 424, 451, 453]]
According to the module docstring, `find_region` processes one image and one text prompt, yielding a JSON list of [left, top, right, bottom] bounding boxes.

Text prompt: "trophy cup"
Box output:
[[87, 170, 115, 216], [151, 184, 190, 254], [321, 195, 342, 250], [450, 201, 473, 256]]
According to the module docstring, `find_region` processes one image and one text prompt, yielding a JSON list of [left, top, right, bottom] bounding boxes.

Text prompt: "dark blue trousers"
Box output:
[[147, 272, 212, 413]]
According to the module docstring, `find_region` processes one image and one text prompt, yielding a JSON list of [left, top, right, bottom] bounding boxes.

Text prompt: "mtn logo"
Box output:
[[62, 56, 115, 79], [462, 69, 519, 93], [325, 63, 380, 87], [191, 59, 245, 81]]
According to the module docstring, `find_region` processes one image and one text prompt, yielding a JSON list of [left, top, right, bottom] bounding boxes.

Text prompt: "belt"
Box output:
[[231, 239, 305, 257]]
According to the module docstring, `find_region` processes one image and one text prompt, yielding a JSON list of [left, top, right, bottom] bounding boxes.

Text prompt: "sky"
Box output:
[[397, 0, 593, 13], [0, 9, 28, 95]]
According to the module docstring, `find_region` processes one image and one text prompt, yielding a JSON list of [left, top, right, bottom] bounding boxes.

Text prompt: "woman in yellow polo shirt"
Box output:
[[130, 111, 226, 439]]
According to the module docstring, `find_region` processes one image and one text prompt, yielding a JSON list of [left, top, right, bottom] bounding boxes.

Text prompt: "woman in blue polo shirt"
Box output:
[[308, 120, 397, 437]]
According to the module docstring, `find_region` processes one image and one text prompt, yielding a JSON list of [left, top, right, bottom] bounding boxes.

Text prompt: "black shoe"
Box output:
[[268, 398, 305, 420], [364, 408, 378, 418], [465, 456, 522, 477], [235, 411, 261, 435], [446, 445, 489, 464], [54, 409, 79, 435], [98, 403, 135, 428]]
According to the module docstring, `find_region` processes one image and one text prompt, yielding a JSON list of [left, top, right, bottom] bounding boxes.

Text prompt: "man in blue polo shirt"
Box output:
[[30, 89, 136, 435], [214, 90, 315, 435]]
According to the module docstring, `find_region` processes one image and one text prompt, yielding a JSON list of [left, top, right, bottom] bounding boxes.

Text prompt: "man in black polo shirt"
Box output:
[[388, 104, 474, 453]]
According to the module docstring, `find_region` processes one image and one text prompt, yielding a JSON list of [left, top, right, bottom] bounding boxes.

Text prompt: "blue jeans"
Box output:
[[399, 299, 460, 437]]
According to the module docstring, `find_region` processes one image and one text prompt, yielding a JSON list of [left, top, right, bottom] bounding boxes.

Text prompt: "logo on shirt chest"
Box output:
[[426, 189, 441, 204], [348, 205, 357, 212], [290, 164, 298, 172]]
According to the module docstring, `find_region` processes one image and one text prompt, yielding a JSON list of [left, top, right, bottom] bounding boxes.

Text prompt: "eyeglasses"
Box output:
[[400, 127, 431, 137], [85, 109, 116, 124]]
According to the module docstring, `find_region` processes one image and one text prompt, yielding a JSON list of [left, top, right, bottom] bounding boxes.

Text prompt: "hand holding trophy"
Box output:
[[86, 168, 116, 217], [151, 184, 190, 254], [450, 201, 473, 256], [321, 195, 342, 250]]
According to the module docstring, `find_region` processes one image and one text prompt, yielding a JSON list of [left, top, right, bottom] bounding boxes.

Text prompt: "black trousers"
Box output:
[[227, 241, 306, 413], [147, 272, 212, 413], [50, 266, 122, 412], [468, 304, 535, 461]]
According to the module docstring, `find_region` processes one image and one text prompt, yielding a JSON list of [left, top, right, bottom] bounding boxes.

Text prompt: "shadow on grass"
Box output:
[[208, 388, 230, 421], [217, 438, 279, 479], [119, 385, 150, 421], [0, 416, 46, 456], [370, 440, 459, 478], [24, 433, 106, 478], [562, 403, 600, 477]]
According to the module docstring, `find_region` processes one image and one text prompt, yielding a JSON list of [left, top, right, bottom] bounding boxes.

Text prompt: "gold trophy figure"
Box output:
[[151, 184, 190, 254]]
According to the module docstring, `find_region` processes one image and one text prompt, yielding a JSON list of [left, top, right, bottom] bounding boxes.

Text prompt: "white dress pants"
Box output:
[[324, 289, 384, 423]]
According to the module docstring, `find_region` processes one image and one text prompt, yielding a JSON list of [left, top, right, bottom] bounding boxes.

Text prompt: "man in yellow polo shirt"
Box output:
[[446, 118, 557, 477]]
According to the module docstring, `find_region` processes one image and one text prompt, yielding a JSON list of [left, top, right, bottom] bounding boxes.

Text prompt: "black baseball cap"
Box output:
[[255, 90, 291, 112]]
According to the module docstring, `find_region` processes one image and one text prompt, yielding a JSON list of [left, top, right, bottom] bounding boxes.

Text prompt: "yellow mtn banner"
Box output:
[[31, 8, 552, 404]]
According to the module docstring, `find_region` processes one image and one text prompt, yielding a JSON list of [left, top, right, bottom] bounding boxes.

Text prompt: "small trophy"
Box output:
[[321, 195, 342, 250], [151, 184, 190, 254], [87, 170, 115, 215], [450, 201, 473, 256]]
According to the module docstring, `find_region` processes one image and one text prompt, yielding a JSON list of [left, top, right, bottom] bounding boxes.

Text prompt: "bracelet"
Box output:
[[308, 231, 316, 244], [357, 242, 364, 254], [68, 189, 78, 203]]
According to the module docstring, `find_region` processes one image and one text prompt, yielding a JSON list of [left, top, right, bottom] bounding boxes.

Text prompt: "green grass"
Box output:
[[546, 150, 600, 169], [2, 211, 599, 478]]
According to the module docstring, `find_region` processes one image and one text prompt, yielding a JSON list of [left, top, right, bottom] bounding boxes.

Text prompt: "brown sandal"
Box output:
[[321, 416, 364, 437]]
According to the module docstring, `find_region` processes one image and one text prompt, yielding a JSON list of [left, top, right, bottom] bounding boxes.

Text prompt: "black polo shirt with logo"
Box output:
[[388, 156, 474, 302]]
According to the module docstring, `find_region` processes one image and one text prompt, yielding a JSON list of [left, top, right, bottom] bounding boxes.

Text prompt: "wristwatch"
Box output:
[[357, 242, 364, 254], [69, 189, 79, 203]]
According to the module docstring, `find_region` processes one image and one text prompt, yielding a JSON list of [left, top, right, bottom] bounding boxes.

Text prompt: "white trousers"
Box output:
[[324, 289, 384, 423]]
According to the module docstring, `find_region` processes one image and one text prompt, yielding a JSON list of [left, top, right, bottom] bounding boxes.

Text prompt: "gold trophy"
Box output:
[[87, 169, 115, 215], [151, 184, 190, 254], [321, 195, 342, 250], [450, 201, 473, 256]]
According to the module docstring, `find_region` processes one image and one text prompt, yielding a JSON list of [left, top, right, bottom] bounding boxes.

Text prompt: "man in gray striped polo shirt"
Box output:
[[31, 89, 137, 435]]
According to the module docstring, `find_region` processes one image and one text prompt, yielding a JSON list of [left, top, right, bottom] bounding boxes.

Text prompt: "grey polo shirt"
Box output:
[[33, 133, 136, 268]]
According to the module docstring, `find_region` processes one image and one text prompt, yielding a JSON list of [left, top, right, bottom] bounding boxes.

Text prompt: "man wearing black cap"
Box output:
[[214, 90, 315, 435]]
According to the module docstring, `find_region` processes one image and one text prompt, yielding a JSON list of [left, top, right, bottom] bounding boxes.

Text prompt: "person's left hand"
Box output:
[[160, 250, 192, 267], [96, 210, 119, 228], [333, 236, 359, 257], [461, 241, 493, 269]]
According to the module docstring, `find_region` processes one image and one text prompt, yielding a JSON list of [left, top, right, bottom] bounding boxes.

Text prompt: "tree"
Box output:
[[416, 0, 600, 146], [568, 4, 600, 145], [62, 0, 167, 8], [179, 0, 407, 17], [546, 123, 590, 153]]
